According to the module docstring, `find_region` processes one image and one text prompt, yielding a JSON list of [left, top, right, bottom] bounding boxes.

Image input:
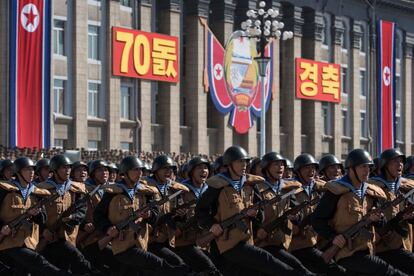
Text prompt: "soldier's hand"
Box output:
[[28, 208, 41, 216], [43, 229, 55, 242], [332, 234, 346, 248], [106, 226, 119, 238], [1, 225, 11, 236], [256, 228, 267, 240], [369, 212, 382, 222], [210, 224, 223, 237], [176, 209, 187, 217], [141, 210, 151, 219], [246, 208, 258, 217], [84, 223, 95, 233], [287, 214, 298, 222]]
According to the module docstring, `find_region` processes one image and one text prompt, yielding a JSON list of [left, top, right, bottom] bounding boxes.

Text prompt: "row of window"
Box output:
[[54, 139, 132, 151]]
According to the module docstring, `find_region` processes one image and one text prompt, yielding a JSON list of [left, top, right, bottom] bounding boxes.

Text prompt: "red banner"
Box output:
[[112, 27, 179, 83], [295, 58, 341, 103]]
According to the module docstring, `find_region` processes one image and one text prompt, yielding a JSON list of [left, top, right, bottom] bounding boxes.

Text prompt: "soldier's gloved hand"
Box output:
[[84, 223, 95, 233], [369, 212, 382, 222], [28, 207, 41, 216], [332, 234, 346, 248], [256, 228, 267, 240], [210, 224, 223, 237], [176, 209, 187, 217], [43, 229, 55, 242], [106, 226, 119, 238], [246, 208, 258, 217], [0, 225, 11, 236]]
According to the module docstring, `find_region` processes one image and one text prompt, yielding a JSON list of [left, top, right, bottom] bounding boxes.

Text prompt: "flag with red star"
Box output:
[[10, 0, 51, 148], [377, 20, 396, 154]]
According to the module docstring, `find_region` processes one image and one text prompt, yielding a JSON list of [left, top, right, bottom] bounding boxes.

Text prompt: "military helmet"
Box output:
[[187, 156, 211, 176], [223, 146, 251, 166], [13, 157, 35, 174], [0, 159, 13, 173], [35, 158, 50, 173], [319, 154, 343, 173], [379, 148, 406, 170], [71, 161, 88, 172], [50, 155, 72, 171], [212, 156, 224, 173], [108, 163, 119, 173], [344, 149, 373, 168], [404, 156, 414, 173], [119, 156, 145, 175], [152, 155, 176, 172], [143, 162, 152, 172], [248, 157, 261, 174], [285, 159, 294, 170], [261, 152, 286, 170], [88, 160, 109, 176], [293, 153, 318, 172]]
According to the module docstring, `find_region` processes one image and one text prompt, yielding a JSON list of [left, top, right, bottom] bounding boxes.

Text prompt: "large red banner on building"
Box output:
[[295, 58, 341, 103], [112, 27, 179, 83], [10, 0, 51, 148]]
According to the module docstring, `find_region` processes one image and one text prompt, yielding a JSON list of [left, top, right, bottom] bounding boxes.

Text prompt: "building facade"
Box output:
[[0, 0, 413, 161]]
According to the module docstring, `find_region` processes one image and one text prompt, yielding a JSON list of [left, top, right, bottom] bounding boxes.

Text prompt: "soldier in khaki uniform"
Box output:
[[288, 153, 345, 275], [70, 161, 88, 183], [33, 158, 51, 185], [312, 149, 407, 275], [93, 155, 188, 275], [0, 157, 68, 275], [37, 155, 99, 275], [174, 156, 221, 275], [254, 152, 314, 275], [196, 146, 305, 276], [368, 149, 414, 274], [318, 154, 343, 182], [144, 155, 190, 270], [404, 156, 414, 179], [0, 160, 13, 181]]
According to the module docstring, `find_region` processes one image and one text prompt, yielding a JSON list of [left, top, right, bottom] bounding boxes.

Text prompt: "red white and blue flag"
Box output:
[[10, 0, 51, 148], [377, 20, 396, 154]]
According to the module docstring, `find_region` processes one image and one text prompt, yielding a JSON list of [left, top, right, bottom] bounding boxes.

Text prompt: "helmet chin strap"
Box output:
[[351, 167, 362, 184], [17, 172, 31, 184], [125, 171, 137, 185]]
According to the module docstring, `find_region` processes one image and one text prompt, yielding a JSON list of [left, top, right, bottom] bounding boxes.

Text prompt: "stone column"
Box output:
[[185, 0, 210, 154], [280, 5, 303, 160], [0, 1, 9, 146], [157, 0, 181, 153], [72, 0, 88, 149], [404, 33, 414, 155]]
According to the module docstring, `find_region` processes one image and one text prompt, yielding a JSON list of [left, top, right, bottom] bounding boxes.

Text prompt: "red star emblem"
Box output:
[[24, 6, 37, 28], [215, 66, 222, 76]]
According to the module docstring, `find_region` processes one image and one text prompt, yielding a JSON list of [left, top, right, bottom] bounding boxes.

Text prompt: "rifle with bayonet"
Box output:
[[156, 199, 197, 228], [0, 192, 60, 243], [196, 189, 297, 248], [36, 184, 101, 251], [321, 188, 414, 263], [97, 190, 183, 250]]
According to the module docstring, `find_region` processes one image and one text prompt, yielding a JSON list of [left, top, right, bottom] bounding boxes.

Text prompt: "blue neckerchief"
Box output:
[[336, 175, 368, 200], [150, 177, 171, 197], [12, 179, 35, 202], [404, 173, 414, 179], [116, 180, 142, 201], [370, 175, 401, 194], [263, 177, 284, 194], [295, 177, 315, 197], [182, 179, 208, 199], [47, 178, 73, 196], [217, 172, 246, 193], [85, 178, 104, 198]]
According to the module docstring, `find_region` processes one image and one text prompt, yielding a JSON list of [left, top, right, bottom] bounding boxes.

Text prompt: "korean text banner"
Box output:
[[112, 27, 179, 83], [295, 58, 341, 103], [377, 20, 396, 154], [10, 0, 51, 148]]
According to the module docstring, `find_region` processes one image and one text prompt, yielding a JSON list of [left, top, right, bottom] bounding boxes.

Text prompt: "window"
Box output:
[[54, 139, 65, 149], [321, 17, 328, 46], [396, 75, 401, 101], [342, 108, 350, 137], [360, 111, 367, 138], [88, 140, 99, 151], [341, 67, 348, 95], [120, 0, 132, 7], [322, 102, 331, 135], [360, 26, 366, 53], [54, 79, 65, 114], [396, 116, 402, 141], [120, 142, 131, 151], [53, 20, 65, 56], [360, 70, 366, 97], [88, 82, 100, 117], [88, 25, 100, 60], [120, 85, 131, 119], [151, 83, 159, 124]]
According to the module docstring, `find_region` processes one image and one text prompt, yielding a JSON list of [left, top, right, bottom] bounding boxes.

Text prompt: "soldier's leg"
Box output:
[[82, 242, 121, 274], [222, 242, 305, 276], [291, 246, 346, 275], [174, 245, 222, 275], [376, 248, 414, 275], [337, 250, 408, 276], [263, 245, 315, 275], [148, 242, 186, 267]]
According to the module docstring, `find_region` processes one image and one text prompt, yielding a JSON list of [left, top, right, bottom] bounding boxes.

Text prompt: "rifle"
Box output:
[[0, 192, 60, 244], [196, 189, 296, 248], [259, 196, 320, 238], [321, 188, 414, 263], [156, 199, 197, 228], [36, 185, 101, 251], [377, 200, 414, 238], [97, 190, 183, 250]]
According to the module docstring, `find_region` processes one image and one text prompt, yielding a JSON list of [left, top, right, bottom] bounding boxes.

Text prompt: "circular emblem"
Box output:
[[214, 63, 224, 80], [383, 66, 391, 87], [21, 4, 40, 33]]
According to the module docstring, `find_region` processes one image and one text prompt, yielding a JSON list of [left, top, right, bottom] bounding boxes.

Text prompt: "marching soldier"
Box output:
[[107, 163, 119, 184], [318, 154, 343, 181], [312, 149, 407, 275], [36, 155, 99, 275], [368, 149, 414, 274], [403, 156, 414, 179], [247, 157, 262, 176], [0, 157, 66, 275], [196, 146, 305, 276], [212, 156, 226, 175], [288, 154, 345, 275], [370, 157, 382, 177], [284, 159, 294, 179], [70, 161, 88, 183], [254, 152, 314, 275], [0, 160, 13, 181], [33, 158, 51, 185], [174, 156, 221, 275], [93, 155, 188, 275]]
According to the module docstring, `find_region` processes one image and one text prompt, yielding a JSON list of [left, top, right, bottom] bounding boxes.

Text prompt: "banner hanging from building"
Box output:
[[10, 0, 51, 148], [377, 20, 396, 154], [112, 27, 179, 83], [201, 18, 273, 134], [295, 58, 341, 103]]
